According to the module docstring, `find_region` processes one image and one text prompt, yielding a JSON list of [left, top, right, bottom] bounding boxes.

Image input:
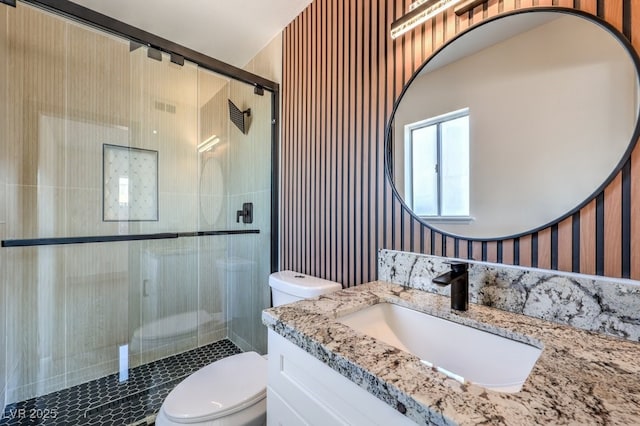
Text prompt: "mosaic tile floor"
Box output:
[[1, 339, 242, 425]]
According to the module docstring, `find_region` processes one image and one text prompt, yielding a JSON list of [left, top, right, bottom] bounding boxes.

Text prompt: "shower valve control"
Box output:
[[236, 202, 253, 224]]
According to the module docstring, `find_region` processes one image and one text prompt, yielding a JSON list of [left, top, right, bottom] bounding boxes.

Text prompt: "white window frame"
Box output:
[[404, 108, 473, 223]]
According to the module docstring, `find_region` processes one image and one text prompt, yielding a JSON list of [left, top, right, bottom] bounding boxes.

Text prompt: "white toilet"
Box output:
[[155, 270, 342, 425]]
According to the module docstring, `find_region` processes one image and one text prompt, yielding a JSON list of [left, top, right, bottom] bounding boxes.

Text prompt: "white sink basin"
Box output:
[[337, 303, 542, 393]]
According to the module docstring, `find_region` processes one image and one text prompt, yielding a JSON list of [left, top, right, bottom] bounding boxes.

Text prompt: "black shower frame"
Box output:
[[4, 0, 281, 273]]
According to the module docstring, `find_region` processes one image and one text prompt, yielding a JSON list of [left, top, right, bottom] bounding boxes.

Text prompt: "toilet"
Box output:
[[155, 270, 342, 425]]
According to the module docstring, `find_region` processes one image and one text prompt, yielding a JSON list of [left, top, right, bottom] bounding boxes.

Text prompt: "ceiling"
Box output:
[[69, 0, 312, 68]]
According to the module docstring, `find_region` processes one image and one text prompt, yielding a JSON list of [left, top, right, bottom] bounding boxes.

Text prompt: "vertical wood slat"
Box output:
[[471, 241, 482, 262], [295, 13, 301, 272], [337, 0, 345, 283], [503, 0, 517, 12], [604, 0, 624, 31], [631, 0, 640, 280], [433, 233, 443, 256], [328, 0, 336, 281], [280, 0, 638, 285], [579, 0, 598, 15], [304, 8, 312, 276], [557, 0, 575, 8], [580, 200, 597, 275], [377, 0, 387, 279], [538, 228, 552, 270], [318, 0, 326, 278], [487, 0, 500, 19], [486, 242, 498, 263], [382, 0, 391, 254], [310, 4, 318, 278], [355, 0, 364, 283], [283, 22, 292, 270], [604, 174, 623, 277], [519, 235, 532, 268], [445, 236, 456, 258], [388, 2, 396, 252], [300, 11, 308, 273], [557, 217, 573, 272], [502, 240, 514, 265], [445, 7, 456, 42], [368, 0, 378, 282], [349, 0, 358, 284]]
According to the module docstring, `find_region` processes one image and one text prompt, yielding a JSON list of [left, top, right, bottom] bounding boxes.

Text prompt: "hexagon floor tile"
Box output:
[[1, 339, 242, 425]]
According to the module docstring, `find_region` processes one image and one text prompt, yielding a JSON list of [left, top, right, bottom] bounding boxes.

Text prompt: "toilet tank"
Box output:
[[269, 271, 342, 307]]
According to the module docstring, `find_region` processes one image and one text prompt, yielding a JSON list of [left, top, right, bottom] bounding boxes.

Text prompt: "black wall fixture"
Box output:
[[170, 53, 184, 66], [130, 41, 143, 52], [228, 99, 251, 134], [1, 0, 16, 7], [236, 203, 254, 224], [147, 46, 162, 61]]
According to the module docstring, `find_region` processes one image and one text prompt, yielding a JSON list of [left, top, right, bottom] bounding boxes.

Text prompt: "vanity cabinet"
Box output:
[[267, 330, 415, 425]]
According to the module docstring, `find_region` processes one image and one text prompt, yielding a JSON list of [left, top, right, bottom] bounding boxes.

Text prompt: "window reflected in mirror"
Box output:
[[407, 109, 470, 222]]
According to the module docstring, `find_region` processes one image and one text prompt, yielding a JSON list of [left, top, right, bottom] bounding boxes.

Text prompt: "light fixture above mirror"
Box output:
[[390, 0, 464, 39]]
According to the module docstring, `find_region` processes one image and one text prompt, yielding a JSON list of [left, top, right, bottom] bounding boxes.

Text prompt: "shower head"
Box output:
[[228, 99, 251, 134]]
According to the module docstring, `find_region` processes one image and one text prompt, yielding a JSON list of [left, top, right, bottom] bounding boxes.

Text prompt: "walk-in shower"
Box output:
[[0, 1, 278, 422]]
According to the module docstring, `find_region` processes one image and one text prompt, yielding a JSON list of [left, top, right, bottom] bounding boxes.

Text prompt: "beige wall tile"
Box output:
[[6, 5, 67, 187], [197, 236, 228, 345], [6, 184, 67, 239], [154, 192, 198, 232], [64, 24, 131, 128], [64, 243, 130, 385], [5, 246, 66, 403], [198, 84, 230, 231], [243, 33, 283, 84], [65, 187, 119, 237]]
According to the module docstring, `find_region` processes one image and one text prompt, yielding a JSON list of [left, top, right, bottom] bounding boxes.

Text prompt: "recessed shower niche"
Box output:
[[103, 144, 159, 222]]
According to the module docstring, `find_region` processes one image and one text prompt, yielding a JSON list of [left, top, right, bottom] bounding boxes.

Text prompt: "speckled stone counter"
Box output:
[[262, 281, 640, 425]]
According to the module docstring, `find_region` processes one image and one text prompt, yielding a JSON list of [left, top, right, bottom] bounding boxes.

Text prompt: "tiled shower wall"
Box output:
[[0, 3, 275, 406]]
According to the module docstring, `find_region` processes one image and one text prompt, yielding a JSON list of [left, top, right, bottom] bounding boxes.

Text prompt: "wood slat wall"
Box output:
[[281, 0, 638, 286]]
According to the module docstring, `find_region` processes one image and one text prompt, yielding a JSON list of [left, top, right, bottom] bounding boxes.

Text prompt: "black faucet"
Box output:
[[432, 262, 469, 311]]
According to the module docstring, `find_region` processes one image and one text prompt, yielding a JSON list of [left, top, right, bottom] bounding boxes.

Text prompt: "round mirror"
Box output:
[[386, 9, 640, 240]]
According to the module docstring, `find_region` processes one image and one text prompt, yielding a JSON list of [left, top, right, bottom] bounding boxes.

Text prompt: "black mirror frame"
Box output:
[[384, 7, 640, 242]]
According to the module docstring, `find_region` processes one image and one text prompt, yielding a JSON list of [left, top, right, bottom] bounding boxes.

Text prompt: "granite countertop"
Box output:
[[262, 281, 640, 425]]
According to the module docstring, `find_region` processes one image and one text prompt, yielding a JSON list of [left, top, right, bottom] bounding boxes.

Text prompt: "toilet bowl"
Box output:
[[156, 271, 342, 425]]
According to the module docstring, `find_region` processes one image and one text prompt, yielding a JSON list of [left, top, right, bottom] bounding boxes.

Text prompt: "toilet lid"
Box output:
[[163, 352, 267, 422]]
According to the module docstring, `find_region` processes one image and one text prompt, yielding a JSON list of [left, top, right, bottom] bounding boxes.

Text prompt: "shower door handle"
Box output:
[[236, 202, 253, 224]]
